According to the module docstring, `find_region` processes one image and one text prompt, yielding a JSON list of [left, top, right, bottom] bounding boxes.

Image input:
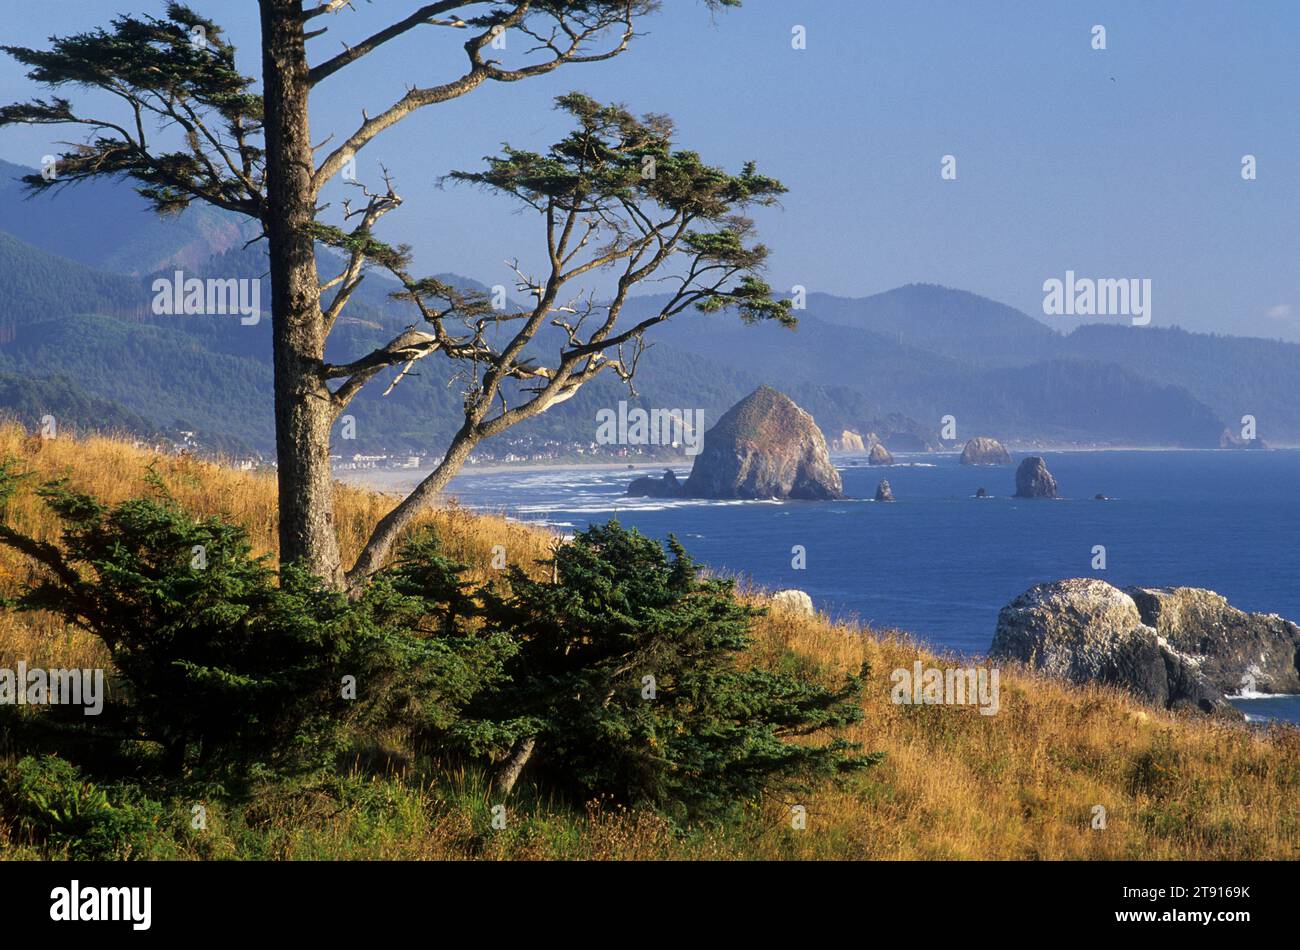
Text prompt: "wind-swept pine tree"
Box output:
[[0, 0, 785, 591]]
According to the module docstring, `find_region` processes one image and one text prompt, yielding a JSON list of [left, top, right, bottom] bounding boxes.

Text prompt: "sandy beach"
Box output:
[[334, 459, 651, 494]]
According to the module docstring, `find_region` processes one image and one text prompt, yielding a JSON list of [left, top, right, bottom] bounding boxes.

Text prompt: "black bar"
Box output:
[[0, 860, 1289, 937]]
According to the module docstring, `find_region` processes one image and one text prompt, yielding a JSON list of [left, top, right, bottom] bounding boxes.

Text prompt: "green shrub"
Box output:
[[0, 755, 169, 859], [0, 461, 876, 825], [450, 521, 878, 822], [0, 463, 519, 780], [344, 531, 518, 742], [0, 466, 360, 774]]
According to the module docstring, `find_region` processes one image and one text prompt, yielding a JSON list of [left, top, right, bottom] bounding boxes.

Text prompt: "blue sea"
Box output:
[[436, 450, 1300, 724]]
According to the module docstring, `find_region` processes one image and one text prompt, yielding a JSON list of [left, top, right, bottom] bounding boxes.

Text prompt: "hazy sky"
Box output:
[[2, 1, 1297, 340]]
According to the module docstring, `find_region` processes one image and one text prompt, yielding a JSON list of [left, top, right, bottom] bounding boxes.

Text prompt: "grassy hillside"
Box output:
[[0, 426, 1296, 859]]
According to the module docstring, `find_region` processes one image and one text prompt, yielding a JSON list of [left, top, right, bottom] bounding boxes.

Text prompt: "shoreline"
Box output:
[[336, 444, 1299, 491], [334, 458, 648, 492]]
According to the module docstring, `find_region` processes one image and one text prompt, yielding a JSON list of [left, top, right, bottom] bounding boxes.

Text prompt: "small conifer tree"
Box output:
[[454, 521, 878, 822]]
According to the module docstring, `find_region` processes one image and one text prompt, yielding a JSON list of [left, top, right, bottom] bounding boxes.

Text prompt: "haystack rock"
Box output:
[[959, 437, 1012, 465], [1014, 456, 1057, 498], [874, 479, 894, 502], [989, 579, 1240, 717], [680, 387, 844, 500], [833, 430, 866, 453], [867, 442, 894, 466]]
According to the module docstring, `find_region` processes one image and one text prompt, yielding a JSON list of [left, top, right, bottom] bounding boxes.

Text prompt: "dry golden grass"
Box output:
[[0, 423, 1296, 860]]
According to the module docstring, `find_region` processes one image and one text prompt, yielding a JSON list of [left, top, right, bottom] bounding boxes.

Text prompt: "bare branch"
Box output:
[[308, 2, 466, 85]]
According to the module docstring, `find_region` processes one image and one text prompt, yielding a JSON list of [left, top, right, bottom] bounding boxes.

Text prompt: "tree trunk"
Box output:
[[496, 736, 536, 797], [259, 0, 343, 586], [346, 425, 480, 590]]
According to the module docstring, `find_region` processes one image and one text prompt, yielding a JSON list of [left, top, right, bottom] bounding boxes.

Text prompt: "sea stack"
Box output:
[[680, 386, 844, 500], [874, 479, 894, 502], [867, 442, 894, 466], [1220, 427, 1269, 450], [626, 469, 685, 498], [959, 437, 1012, 465], [833, 430, 866, 453], [1014, 456, 1058, 498]]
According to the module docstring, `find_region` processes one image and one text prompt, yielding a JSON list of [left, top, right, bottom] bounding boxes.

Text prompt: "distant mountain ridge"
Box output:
[[0, 159, 1296, 453], [632, 291, 1238, 447], [0, 159, 258, 275]]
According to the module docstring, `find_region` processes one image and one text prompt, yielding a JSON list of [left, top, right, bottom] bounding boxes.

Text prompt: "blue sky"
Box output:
[[2, 1, 1297, 340]]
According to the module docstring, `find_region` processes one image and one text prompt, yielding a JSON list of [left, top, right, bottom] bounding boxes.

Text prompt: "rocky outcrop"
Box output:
[[832, 430, 866, 453], [874, 479, 894, 502], [867, 442, 894, 466], [975, 487, 989, 498], [1014, 456, 1058, 498], [1220, 427, 1268, 450], [626, 469, 685, 498], [680, 387, 844, 500], [959, 437, 1012, 465], [989, 579, 1240, 717], [771, 589, 815, 616], [1125, 586, 1300, 695]]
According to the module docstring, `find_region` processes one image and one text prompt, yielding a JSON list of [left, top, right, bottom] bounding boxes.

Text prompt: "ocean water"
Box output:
[[434, 450, 1300, 724]]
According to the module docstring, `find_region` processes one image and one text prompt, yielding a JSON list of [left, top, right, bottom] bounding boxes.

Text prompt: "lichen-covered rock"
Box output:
[[867, 442, 894, 466], [1125, 586, 1300, 695], [989, 578, 1240, 717], [874, 479, 894, 502], [683, 387, 844, 500], [1014, 456, 1058, 498], [959, 437, 1012, 465], [771, 589, 815, 615]]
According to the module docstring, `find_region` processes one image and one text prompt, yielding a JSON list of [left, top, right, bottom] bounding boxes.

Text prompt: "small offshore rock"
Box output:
[[832, 430, 866, 453], [959, 437, 1013, 465], [626, 469, 684, 498], [1014, 456, 1058, 498]]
